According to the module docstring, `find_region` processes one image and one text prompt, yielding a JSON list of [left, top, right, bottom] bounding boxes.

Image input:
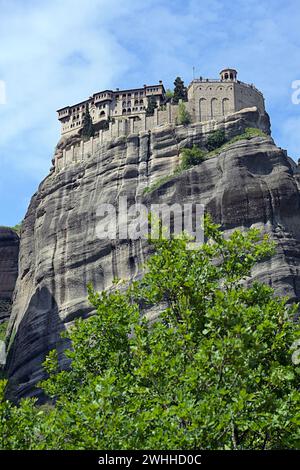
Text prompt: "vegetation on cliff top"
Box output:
[[143, 127, 268, 195], [0, 223, 22, 235], [1, 216, 299, 450]]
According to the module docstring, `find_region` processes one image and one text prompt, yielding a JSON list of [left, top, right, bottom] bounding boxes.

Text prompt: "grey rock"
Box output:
[[0, 227, 19, 324], [5, 108, 300, 401], [0, 341, 5, 366]]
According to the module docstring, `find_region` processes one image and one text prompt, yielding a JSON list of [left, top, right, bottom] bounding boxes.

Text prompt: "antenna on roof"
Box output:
[[192, 66, 195, 80]]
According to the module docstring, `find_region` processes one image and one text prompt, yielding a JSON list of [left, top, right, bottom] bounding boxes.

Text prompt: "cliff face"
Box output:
[[6, 107, 300, 401], [0, 228, 19, 324]]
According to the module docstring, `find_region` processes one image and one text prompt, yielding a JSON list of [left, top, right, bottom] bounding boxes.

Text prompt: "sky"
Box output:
[[1, 0, 300, 226]]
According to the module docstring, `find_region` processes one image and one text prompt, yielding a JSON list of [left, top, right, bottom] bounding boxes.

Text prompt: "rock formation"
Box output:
[[5, 107, 300, 401], [0, 227, 19, 324], [0, 227, 19, 367]]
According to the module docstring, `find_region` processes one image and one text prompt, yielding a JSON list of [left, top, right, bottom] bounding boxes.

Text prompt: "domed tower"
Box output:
[[220, 68, 237, 81]]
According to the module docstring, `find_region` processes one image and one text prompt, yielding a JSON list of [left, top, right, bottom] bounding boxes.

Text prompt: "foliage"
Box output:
[[0, 322, 8, 342], [180, 145, 206, 170], [0, 223, 22, 236], [206, 127, 267, 158], [173, 77, 188, 103], [143, 174, 175, 195], [81, 104, 95, 140], [176, 102, 191, 125], [0, 217, 300, 450], [11, 223, 22, 235], [165, 89, 174, 99], [142, 127, 267, 197], [206, 129, 226, 151], [146, 96, 157, 116]]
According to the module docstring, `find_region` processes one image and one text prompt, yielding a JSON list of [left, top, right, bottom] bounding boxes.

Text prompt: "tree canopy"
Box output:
[[146, 96, 157, 116], [1, 217, 299, 450], [173, 77, 188, 103], [81, 104, 95, 139]]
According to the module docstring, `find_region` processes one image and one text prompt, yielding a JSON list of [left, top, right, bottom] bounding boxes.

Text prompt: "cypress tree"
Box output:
[[81, 104, 95, 139], [146, 95, 157, 116], [173, 77, 188, 103]]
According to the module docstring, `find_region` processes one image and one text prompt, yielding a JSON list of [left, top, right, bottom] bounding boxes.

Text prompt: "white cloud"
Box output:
[[0, 0, 141, 170]]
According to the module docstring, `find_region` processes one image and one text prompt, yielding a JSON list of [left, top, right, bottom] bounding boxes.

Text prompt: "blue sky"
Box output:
[[1, 0, 300, 226]]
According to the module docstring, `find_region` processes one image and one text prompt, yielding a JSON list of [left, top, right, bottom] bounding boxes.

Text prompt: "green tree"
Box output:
[[176, 102, 191, 125], [173, 77, 188, 103], [0, 217, 300, 449], [180, 145, 206, 169], [81, 104, 95, 140], [165, 89, 174, 100], [146, 96, 157, 116], [206, 129, 226, 151]]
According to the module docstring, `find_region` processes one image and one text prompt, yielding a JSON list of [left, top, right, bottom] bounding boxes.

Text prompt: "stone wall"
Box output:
[[188, 80, 265, 122], [55, 103, 180, 171], [55, 104, 268, 173]]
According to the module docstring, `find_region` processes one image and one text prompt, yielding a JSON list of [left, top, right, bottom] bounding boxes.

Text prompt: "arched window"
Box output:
[[122, 109, 127, 114], [127, 108, 131, 113], [222, 98, 230, 115], [100, 111, 105, 116], [199, 98, 206, 121], [210, 98, 219, 119]]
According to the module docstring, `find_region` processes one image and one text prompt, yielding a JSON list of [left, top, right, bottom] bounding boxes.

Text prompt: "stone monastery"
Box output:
[[54, 68, 266, 171]]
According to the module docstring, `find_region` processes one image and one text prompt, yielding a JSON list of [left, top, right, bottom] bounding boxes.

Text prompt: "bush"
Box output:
[[165, 89, 174, 99], [206, 129, 226, 151], [180, 145, 206, 169], [176, 102, 191, 125], [0, 322, 8, 342]]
